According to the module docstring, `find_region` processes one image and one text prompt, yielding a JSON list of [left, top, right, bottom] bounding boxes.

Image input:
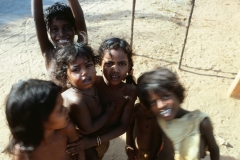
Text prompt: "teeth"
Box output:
[[59, 40, 69, 43], [159, 109, 171, 116]]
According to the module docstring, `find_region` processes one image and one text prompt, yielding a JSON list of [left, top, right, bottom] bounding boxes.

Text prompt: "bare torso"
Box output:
[[94, 76, 136, 135]]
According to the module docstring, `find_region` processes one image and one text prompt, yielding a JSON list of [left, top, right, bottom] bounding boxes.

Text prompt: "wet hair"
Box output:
[[137, 67, 185, 109], [55, 42, 96, 86], [97, 37, 136, 85], [5, 79, 61, 154], [44, 2, 75, 30]]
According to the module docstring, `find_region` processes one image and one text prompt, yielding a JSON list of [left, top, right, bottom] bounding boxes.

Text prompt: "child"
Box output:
[[125, 102, 163, 160], [65, 38, 137, 159], [54, 42, 115, 159], [4, 79, 85, 160], [32, 0, 87, 86], [137, 67, 220, 160]]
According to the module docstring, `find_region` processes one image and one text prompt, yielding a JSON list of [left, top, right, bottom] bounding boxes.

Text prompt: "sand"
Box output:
[[0, 0, 240, 159]]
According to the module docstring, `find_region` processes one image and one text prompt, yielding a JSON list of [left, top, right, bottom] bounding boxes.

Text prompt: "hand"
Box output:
[[66, 137, 94, 155], [125, 145, 137, 160]]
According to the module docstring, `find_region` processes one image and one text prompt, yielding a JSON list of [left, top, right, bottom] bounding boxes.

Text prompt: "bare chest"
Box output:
[[29, 136, 71, 160]]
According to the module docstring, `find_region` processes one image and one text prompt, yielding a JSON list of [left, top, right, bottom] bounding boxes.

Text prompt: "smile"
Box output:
[[159, 109, 172, 117], [58, 39, 69, 44]]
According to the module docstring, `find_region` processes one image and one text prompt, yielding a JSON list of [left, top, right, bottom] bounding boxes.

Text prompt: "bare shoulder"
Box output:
[[62, 89, 84, 105], [124, 83, 137, 97], [200, 117, 213, 134], [61, 121, 79, 142], [134, 103, 145, 117], [62, 120, 76, 134]]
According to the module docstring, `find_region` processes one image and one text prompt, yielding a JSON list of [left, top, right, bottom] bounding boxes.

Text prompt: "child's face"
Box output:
[[67, 57, 96, 90], [44, 94, 69, 130], [100, 49, 129, 86], [148, 90, 180, 121], [49, 17, 75, 47]]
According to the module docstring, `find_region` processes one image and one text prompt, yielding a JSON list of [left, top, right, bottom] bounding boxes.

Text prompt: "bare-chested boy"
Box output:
[[32, 0, 86, 86], [126, 103, 162, 160]]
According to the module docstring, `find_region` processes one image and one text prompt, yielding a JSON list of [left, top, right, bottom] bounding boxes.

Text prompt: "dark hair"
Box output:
[[55, 42, 95, 86], [44, 2, 75, 30], [137, 67, 185, 108], [97, 37, 136, 85], [5, 79, 61, 154]]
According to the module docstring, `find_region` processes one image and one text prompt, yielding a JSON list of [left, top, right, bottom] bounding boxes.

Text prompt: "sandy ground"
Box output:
[[1, 0, 240, 159]]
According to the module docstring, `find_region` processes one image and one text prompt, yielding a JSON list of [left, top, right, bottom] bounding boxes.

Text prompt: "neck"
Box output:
[[42, 129, 56, 144], [102, 76, 123, 90], [72, 85, 94, 94], [175, 107, 189, 118]]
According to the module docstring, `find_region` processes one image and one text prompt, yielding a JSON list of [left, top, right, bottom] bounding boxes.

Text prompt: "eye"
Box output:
[[119, 62, 127, 66], [64, 25, 72, 31], [162, 94, 171, 100], [105, 62, 113, 67], [71, 68, 80, 72], [86, 62, 94, 68], [50, 27, 58, 33], [149, 99, 157, 106]]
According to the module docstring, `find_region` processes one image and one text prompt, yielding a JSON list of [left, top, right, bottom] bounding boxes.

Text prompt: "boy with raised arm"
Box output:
[[32, 0, 87, 86]]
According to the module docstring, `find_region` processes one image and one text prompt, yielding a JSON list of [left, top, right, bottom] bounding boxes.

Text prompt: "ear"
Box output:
[[66, 78, 71, 88], [128, 68, 134, 75]]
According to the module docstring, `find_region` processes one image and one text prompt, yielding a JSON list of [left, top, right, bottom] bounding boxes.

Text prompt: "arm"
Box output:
[[200, 118, 219, 160], [32, 0, 53, 57], [148, 119, 162, 160], [68, 0, 87, 42], [65, 121, 85, 160], [125, 110, 136, 160], [66, 86, 137, 154], [70, 100, 114, 134]]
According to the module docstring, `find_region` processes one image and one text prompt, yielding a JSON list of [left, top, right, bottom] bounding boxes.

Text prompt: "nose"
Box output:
[[111, 64, 120, 73], [58, 28, 65, 36], [81, 68, 88, 75], [156, 99, 166, 109]]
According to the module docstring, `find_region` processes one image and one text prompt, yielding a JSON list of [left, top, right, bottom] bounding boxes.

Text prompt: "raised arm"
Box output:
[[68, 0, 87, 42], [200, 118, 219, 160], [70, 101, 114, 134], [32, 0, 53, 56]]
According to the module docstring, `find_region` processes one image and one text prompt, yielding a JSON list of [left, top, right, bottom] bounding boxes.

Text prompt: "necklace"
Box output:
[[72, 86, 99, 100]]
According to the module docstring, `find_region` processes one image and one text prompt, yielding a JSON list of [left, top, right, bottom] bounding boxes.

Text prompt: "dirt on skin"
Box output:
[[0, 0, 240, 159]]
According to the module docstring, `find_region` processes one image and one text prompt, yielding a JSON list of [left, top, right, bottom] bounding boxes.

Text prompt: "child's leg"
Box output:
[[85, 147, 98, 160]]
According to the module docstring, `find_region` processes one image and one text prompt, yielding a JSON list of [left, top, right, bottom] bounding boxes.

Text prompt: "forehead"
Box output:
[[70, 56, 91, 65], [147, 89, 171, 98], [103, 49, 128, 61], [49, 17, 72, 27]]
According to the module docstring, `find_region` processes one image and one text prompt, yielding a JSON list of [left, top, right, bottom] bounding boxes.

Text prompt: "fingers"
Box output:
[[66, 147, 82, 155], [67, 141, 81, 148]]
